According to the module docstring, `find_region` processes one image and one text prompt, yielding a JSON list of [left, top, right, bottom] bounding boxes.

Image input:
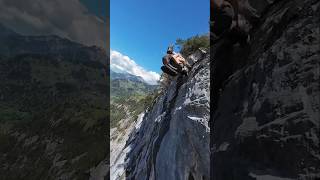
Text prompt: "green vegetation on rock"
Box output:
[[176, 34, 209, 57]]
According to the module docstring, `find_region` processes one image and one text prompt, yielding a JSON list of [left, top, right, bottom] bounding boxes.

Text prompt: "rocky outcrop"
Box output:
[[110, 113, 145, 180], [211, 0, 320, 179], [123, 51, 210, 180]]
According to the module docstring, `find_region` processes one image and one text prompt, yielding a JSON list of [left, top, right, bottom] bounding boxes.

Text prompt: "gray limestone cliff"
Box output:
[[122, 51, 210, 180]]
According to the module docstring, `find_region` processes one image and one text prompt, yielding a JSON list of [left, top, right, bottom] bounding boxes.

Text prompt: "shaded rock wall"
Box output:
[[211, 0, 320, 179]]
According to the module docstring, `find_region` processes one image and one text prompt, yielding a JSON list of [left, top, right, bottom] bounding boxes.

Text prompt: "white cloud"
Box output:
[[0, 0, 108, 49], [111, 50, 160, 85]]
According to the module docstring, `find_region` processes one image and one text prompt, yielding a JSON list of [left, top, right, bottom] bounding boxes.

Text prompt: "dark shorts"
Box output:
[[161, 63, 180, 76]]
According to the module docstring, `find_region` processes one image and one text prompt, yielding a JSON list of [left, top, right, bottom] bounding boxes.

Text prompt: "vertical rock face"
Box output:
[[124, 51, 210, 180], [211, 0, 320, 179]]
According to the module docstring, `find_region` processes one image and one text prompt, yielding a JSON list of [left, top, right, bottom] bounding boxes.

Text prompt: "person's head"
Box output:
[[167, 45, 174, 54]]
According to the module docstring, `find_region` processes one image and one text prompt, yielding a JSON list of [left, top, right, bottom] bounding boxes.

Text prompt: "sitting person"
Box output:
[[161, 45, 191, 76]]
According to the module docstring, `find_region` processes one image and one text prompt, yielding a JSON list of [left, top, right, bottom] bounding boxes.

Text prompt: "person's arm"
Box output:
[[177, 54, 186, 64]]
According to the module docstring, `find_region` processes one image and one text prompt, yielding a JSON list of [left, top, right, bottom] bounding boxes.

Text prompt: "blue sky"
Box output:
[[110, 0, 209, 76]]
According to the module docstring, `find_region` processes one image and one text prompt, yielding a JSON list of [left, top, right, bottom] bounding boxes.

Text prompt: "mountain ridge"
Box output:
[[0, 23, 107, 66], [110, 70, 145, 83]]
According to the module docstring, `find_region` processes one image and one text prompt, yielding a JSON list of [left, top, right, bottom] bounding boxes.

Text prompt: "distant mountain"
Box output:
[[0, 23, 19, 37], [110, 70, 157, 98], [109, 69, 158, 128], [0, 23, 107, 66], [0, 24, 108, 179], [110, 70, 145, 83]]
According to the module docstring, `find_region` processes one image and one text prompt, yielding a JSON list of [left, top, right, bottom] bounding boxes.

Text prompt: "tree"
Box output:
[[175, 34, 209, 57]]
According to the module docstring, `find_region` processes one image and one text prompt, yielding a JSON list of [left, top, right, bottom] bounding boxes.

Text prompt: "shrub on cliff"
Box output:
[[176, 34, 209, 57]]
